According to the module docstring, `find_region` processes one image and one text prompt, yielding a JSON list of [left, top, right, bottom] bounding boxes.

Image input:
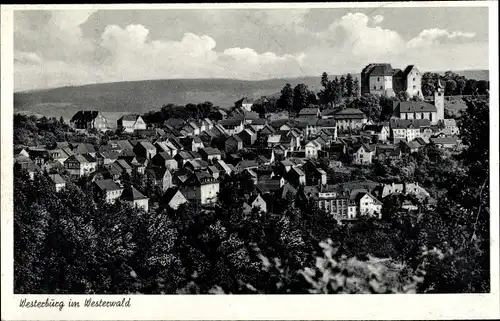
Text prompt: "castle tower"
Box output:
[[434, 79, 445, 122]]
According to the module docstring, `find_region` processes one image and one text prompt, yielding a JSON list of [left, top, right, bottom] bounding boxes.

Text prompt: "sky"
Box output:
[[14, 6, 489, 92]]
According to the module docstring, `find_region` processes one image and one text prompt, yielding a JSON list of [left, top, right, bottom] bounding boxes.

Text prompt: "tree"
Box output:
[[353, 77, 360, 98], [320, 72, 329, 88], [339, 75, 346, 97], [292, 83, 311, 114], [455, 78, 466, 95], [332, 77, 342, 106], [445, 79, 457, 96], [464, 79, 478, 95], [345, 73, 354, 98], [350, 94, 382, 122], [276, 83, 294, 112], [476, 80, 489, 95]]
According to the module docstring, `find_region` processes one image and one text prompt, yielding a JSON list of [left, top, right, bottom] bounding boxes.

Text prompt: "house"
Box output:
[[155, 139, 183, 158], [288, 166, 306, 186], [441, 119, 460, 136], [108, 140, 134, 153], [214, 160, 233, 177], [208, 166, 220, 179], [304, 185, 357, 221], [146, 167, 173, 192], [117, 114, 147, 133], [199, 147, 222, 162], [430, 137, 459, 149], [361, 124, 390, 142], [229, 108, 260, 124], [181, 121, 201, 136], [174, 150, 195, 167], [48, 174, 66, 192], [164, 118, 186, 130], [72, 143, 96, 157], [393, 101, 438, 125], [225, 135, 243, 153], [353, 143, 376, 165], [298, 107, 320, 119], [399, 140, 421, 154], [209, 108, 227, 122], [392, 65, 424, 98], [96, 151, 119, 167], [115, 159, 133, 175], [162, 188, 188, 210], [122, 185, 149, 212], [69, 111, 108, 132], [316, 119, 337, 137], [219, 119, 244, 135], [355, 192, 383, 219], [389, 119, 430, 143], [184, 159, 210, 172], [94, 179, 123, 204], [296, 118, 318, 138], [305, 140, 322, 159], [334, 108, 368, 131], [151, 152, 178, 170], [243, 194, 267, 214], [236, 160, 260, 173], [134, 141, 157, 159], [376, 145, 402, 161], [235, 97, 254, 111], [180, 136, 204, 152], [181, 171, 220, 205], [239, 128, 257, 146], [64, 155, 94, 177], [361, 63, 423, 98], [48, 148, 70, 164]]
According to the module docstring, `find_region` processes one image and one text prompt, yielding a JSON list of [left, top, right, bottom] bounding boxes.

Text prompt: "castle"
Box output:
[[361, 63, 444, 125], [361, 63, 423, 99]]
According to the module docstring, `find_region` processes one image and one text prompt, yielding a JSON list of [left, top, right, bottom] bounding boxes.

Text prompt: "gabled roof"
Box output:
[[443, 119, 457, 126], [226, 135, 243, 143], [119, 114, 141, 122], [430, 137, 458, 145], [122, 185, 148, 201], [356, 143, 376, 153], [397, 101, 437, 113], [390, 119, 431, 129], [95, 179, 122, 192], [109, 140, 134, 151], [298, 108, 319, 116], [164, 118, 186, 129], [70, 111, 102, 123], [48, 174, 65, 184], [317, 119, 336, 127], [219, 119, 243, 127], [116, 159, 132, 170], [403, 65, 417, 76], [362, 124, 386, 133], [200, 147, 221, 156], [154, 152, 174, 161], [334, 108, 367, 119], [296, 118, 318, 128], [237, 160, 259, 169], [163, 187, 186, 204], [136, 141, 156, 151], [363, 63, 394, 76]]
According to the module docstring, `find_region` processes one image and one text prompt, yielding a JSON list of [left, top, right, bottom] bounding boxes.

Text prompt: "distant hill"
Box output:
[[14, 69, 488, 121]]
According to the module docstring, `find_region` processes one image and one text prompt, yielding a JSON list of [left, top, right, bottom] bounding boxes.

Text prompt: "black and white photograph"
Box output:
[[1, 1, 499, 319]]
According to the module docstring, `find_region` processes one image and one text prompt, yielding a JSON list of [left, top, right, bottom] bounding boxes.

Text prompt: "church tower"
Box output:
[[434, 79, 445, 122]]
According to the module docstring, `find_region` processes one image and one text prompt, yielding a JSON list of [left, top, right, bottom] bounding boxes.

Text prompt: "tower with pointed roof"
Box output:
[[434, 79, 445, 122]]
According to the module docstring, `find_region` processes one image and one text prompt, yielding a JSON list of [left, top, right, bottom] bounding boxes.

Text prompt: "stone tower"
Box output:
[[434, 79, 445, 122]]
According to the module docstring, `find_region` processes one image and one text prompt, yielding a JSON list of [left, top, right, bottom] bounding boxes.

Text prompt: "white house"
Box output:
[[117, 115, 147, 133], [163, 188, 188, 210], [305, 140, 322, 159], [353, 144, 376, 165], [356, 192, 383, 219], [48, 174, 66, 192]]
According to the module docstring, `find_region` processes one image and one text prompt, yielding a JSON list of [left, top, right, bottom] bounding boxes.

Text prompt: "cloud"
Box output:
[[373, 14, 384, 24], [14, 10, 486, 92], [317, 13, 405, 57], [407, 28, 477, 48]]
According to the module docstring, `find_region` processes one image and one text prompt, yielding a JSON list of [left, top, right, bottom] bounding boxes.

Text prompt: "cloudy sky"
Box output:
[[14, 6, 489, 92]]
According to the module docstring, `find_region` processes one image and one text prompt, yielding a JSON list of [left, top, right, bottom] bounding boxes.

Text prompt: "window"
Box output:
[[413, 78, 416, 81], [380, 86, 383, 90], [377, 77, 380, 81], [413, 85, 416, 89], [373, 86, 376, 90]]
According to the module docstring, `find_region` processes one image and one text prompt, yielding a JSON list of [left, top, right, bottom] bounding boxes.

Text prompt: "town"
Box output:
[[14, 63, 469, 223]]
